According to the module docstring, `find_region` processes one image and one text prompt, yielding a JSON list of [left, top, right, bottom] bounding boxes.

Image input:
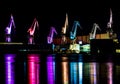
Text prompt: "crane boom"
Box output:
[[27, 18, 39, 36], [27, 18, 39, 44], [90, 23, 101, 39], [107, 8, 113, 29], [47, 26, 58, 44], [5, 14, 16, 35], [5, 14, 16, 42], [61, 13, 69, 44], [106, 8, 114, 38], [11, 14, 16, 29], [68, 21, 81, 53], [61, 13, 68, 34], [70, 21, 81, 40]]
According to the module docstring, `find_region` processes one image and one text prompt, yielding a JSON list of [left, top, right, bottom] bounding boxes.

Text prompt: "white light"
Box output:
[[79, 41, 82, 44]]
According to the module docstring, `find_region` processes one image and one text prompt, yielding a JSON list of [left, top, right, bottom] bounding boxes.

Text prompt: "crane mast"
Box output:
[[47, 26, 58, 44], [106, 8, 114, 39], [90, 23, 101, 39], [61, 13, 68, 34], [27, 18, 39, 36], [107, 8, 113, 29], [5, 14, 16, 35], [61, 13, 69, 44], [70, 21, 81, 40]]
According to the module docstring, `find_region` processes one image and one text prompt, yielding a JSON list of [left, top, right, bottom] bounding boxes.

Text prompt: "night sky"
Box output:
[[0, 1, 120, 44]]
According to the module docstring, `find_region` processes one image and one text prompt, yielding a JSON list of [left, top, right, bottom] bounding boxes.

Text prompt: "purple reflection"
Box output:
[[5, 54, 16, 84], [47, 54, 55, 84]]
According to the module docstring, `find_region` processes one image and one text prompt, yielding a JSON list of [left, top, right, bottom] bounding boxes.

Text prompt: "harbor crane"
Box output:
[[47, 26, 58, 44], [68, 21, 82, 53], [70, 21, 81, 40], [47, 26, 58, 52], [5, 14, 16, 42], [106, 8, 114, 39], [61, 13, 69, 44], [27, 18, 39, 44], [89, 23, 101, 39]]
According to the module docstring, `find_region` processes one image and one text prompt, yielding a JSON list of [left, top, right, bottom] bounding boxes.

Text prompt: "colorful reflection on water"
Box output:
[[106, 62, 113, 84], [27, 54, 40, 84], [89, 62, 99, 84], [61, 55, 69, 84], [0, 54, 119, 84], [5, 54, 16, 84], [70, 54, 83, 84], [47, 54, 55, 84]]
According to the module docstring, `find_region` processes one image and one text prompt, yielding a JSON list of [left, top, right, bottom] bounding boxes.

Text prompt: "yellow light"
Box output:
[[116, 49, 120, 53], [0, 42, 23, 45]]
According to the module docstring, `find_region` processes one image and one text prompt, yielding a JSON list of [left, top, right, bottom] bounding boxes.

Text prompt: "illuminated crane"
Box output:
[[70, 21, 81, 40], [47, 26, 58, 44], [61, 13, 69, 44], [106, 8, 114, 38], [68, 21, 81, 53], [27, 18, 39, 44], [89, 23, 101, 39], [47, 26, 58, 52], [107, 8, 113, 28], [5, 14, 16, 42], [61, 13, 68, 35]]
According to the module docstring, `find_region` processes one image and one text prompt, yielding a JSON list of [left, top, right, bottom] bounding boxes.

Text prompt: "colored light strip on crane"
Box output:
[[47, 54, 55, 84], [27, 54, 40, 84], [5, 54, 16, 84]]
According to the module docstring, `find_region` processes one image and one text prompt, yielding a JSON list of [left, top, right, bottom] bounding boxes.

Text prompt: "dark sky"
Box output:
[[0, 1, 120, 44]]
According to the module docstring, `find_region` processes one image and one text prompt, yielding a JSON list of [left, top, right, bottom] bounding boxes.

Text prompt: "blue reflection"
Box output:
[[70, 54, 83, 84], [78, 54, 83, 84], [70, 62, 77, 84]]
